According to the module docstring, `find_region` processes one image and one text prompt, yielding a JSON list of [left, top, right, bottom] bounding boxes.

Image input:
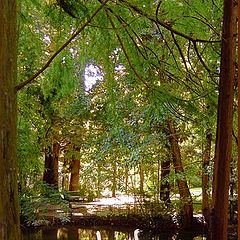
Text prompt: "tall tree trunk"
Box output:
[[160, 158, 171, 204], [69, 159, 80, 191], [210, 0, 236, 239], [139, 163, 144, 195], [157, 158, 160, 201], [202, 129, 212, 225], [62, 174, 69, 191], [238, 0, 240, 235], [61, 159, 70, 191], [167, 118, 193, 228], [0, 1, 21, 239], [112, 162, 117, 197], [43, 142, 60, 188], [97, 163, 101, 197], [125, 166, 129, 194]]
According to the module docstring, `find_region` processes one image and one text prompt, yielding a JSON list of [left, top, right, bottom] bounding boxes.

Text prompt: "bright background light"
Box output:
[[84, 64, 103, 91]]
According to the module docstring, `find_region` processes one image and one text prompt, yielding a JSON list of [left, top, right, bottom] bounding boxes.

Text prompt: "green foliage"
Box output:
[[20, 181, 69, 223], [138, 200, 174, 218], [17, 0, 224, 221]]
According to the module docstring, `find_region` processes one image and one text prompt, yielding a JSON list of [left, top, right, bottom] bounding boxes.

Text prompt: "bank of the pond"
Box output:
[[21, 214, 239, 239], [20, 197, 237, 239], [21, 213, 207, 235]]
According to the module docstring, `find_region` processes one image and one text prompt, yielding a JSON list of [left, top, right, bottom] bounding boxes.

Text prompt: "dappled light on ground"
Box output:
[[70, 194, 137, 216], [93, 195, 135, 205]]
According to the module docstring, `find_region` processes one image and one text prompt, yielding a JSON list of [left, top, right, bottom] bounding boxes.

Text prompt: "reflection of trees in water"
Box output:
[[96, 230, 101, 240], [42, 229, 58, 240], [175, 232, 206, 240], [107, 229, 115, 240], [22, 227, 206, 240], [67, 227, 78, 239], [138, 230, 206, 240]]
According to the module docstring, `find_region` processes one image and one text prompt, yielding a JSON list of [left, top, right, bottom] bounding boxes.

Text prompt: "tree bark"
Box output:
[[210, 0, 236, 239], [69, 159, 80, 191], [167, 118, 193, 228], [0, 0, 21, 239], [43, 142, 60, 188], [202, 130, 212, 225]]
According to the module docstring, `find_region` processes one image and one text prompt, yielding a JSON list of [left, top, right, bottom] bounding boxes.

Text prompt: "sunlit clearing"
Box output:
[[93, 195, 135, 206]]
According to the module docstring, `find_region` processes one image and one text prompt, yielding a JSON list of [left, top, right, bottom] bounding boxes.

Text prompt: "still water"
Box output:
[[22, 227, 207, 240]]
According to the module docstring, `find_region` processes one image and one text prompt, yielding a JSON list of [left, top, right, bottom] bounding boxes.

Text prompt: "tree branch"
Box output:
[[104, 9, 151, 89], [192, 41, 211, 73], [15, 0, 109, 92], [119, 0, 221, 44]]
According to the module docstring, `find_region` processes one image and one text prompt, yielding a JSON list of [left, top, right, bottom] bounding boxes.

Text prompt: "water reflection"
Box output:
[[22, 227, 207, 240]]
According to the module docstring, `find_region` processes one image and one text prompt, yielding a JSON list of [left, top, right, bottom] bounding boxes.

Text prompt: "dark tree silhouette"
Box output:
[[0, 0, 21, 239]]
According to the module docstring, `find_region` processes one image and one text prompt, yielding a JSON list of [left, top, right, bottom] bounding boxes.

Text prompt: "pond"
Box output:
[[22, 227, 207, 240]]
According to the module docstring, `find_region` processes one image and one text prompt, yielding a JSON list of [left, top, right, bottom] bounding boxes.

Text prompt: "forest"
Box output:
[[0, 0, 238, 239]]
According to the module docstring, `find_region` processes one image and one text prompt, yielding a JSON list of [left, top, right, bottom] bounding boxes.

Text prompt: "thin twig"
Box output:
[[105, 9, 151, 89]]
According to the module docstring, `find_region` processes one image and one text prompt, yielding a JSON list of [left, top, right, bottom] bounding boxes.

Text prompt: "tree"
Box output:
[[210, 0, 236, 239], [167, 118, 193, 228], [43, 142, 60, 188], [202, 129, 212, 225], [0, 0, 21, 239], [69, 147, 81, 191], [69, 158, 81, 191], [160, 153, 171, 204]]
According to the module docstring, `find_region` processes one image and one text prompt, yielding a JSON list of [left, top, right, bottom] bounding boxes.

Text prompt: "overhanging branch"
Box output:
[[119, 0, 220, 44], [15, 0, 109, 92]]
